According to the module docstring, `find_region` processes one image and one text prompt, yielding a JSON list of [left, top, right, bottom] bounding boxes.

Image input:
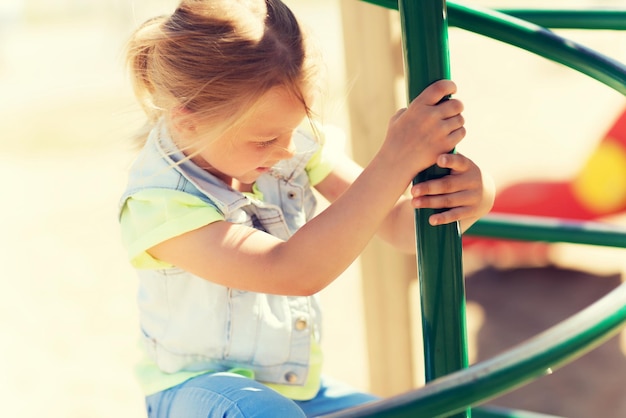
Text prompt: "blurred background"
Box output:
[[1, 0, 626, 417]]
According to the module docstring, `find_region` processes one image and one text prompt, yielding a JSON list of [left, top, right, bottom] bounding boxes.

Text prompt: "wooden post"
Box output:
[[339, 0, 418, 396]]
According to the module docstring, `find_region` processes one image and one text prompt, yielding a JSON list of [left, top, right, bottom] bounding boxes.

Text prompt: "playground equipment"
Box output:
[[483, 108, 626, 221], [323, 1, 626, 417]]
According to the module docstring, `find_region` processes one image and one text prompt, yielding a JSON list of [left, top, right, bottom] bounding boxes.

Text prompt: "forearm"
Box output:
[[376, 195, 418, 254], [272, 155, 414, 294], [147, 162, 411, 297]]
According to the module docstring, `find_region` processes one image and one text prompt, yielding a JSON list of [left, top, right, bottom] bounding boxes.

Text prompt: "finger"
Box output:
[[447, 126, 467, 149], [413, 79, 458, 107], [433, 124, 466, 155], [413, 190, 477, 210], [412, 176, 457, 198], [437, 98, 464, 119], [429, 206, 473, 226], [436, 153, 472, 173], [442, 113, 465, 135], [411, 160, 470, 197]]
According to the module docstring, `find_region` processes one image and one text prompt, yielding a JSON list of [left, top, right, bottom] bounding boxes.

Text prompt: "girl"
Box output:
[[119, 0, 494, 416]]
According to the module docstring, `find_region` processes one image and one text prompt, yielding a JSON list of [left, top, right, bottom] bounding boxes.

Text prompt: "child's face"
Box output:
[[192, 87, 309, 187]]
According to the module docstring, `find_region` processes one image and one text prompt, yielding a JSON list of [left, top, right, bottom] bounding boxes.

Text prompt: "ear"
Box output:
[[169, 106, 198, 134]]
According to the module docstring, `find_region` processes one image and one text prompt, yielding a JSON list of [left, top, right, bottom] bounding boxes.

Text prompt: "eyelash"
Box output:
[[257, 139, 276, 148]]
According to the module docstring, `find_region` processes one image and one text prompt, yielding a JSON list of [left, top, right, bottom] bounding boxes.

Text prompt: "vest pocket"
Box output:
[[226, 290, 294, 366]]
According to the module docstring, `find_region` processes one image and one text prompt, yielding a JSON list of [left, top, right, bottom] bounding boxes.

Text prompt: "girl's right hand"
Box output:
[[380, 79, 466, 181]]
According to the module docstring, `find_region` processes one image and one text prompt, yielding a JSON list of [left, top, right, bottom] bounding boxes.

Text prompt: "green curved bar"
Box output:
[[467, 214, 626, 247], [500, 9, 626, 30], [361, 0, 399, 8], [321, 281, 626, 417], [364, 1, 626, 30], [471, 405, 562, 418], [361, 0, 626, 95]]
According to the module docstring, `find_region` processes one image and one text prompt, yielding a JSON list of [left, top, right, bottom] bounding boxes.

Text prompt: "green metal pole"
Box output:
[[398, 1, 470, 417]]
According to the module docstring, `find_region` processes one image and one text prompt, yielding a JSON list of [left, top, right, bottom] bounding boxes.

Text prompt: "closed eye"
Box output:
[[256, 139, 277, 148]]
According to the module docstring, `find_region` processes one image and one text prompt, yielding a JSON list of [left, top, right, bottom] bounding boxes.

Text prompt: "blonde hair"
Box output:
[[126, 0, 320, 144]]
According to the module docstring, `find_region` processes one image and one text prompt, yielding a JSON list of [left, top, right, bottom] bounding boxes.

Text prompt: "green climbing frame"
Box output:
[[321, 1, 626, 417]]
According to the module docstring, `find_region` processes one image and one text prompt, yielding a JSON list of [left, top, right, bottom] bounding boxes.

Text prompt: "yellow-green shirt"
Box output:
[[120, 125, 340, 399]]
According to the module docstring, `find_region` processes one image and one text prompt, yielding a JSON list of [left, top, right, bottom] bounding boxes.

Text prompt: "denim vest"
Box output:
[[119, 121, 323, 386]]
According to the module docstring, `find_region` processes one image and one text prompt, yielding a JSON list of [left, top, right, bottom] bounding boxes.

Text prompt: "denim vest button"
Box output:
[[295, 317, 308, 331], [285, 372, 298, 383], [287, 191, 297, 199]]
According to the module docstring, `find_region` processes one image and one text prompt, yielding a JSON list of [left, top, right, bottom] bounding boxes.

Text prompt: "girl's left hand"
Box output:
[[410, 153, 495, 229]]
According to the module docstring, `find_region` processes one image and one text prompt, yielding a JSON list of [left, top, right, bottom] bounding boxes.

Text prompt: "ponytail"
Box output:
[[124, 0, 320, 145]]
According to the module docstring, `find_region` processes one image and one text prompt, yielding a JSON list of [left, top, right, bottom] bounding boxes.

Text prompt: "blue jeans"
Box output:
[[145, 373, 379, 417]]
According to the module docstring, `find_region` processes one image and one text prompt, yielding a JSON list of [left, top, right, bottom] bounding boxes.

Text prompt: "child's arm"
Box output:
[[147, 80, 465, 296], [314, 152, 495, 254]]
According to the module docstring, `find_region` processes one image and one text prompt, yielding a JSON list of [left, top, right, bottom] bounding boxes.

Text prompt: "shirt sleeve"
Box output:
[[120, 188, 224, 269], [304, 123, 347, 186]]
